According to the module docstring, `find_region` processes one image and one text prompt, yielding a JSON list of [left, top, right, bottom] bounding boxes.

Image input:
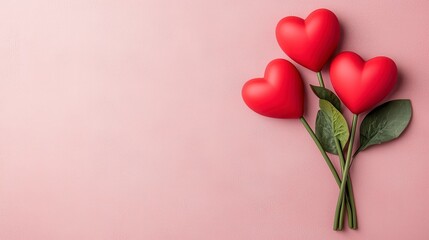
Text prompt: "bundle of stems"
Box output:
[[300, 72, 358, 230]]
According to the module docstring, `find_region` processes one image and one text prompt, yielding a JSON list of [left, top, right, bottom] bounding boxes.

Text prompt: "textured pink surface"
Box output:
[[0, 0, 428, 239]]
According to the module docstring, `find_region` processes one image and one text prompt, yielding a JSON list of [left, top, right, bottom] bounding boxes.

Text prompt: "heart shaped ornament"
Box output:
[[276, 8, 340, 72], [330, 51, 397, 114], [242, 59, 304, 118]]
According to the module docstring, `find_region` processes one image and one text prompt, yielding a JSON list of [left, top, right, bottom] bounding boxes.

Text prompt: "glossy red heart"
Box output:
[[242, 59, 304, 119], [330, 51, 397, 114], [276, 8, 340, 72]]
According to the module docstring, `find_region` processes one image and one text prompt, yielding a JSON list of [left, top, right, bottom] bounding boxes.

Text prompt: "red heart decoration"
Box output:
[[276, 8, 340, 72], [330, 51, 397, 114], [242, 59, 304, 118]]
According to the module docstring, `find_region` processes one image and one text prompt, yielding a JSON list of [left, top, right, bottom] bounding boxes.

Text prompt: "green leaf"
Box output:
[[315, 99, 350, 155], [310, 85, 342, 111], [355, 99, 412, 156]]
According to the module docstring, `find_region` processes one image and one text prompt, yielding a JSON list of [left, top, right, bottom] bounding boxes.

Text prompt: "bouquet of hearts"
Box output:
[[241, 9, 412, 231]]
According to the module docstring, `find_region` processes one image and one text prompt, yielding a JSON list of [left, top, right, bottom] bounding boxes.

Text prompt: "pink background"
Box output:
[[0, 0, 428, 239]]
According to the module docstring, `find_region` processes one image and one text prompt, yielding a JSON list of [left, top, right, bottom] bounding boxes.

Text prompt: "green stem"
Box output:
[[335, 135, 357, 229], [333, 114, 358, 230], [317, 72, 325, 88], [334, 138, 347, 230], [338, 136, 358, 229], [335, 139, 357, 229], [348, 173, 358, 229]]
